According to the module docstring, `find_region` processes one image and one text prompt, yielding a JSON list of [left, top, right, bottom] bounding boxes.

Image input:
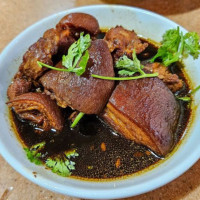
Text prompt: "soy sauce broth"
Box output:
[[10, 36, 191, 180]]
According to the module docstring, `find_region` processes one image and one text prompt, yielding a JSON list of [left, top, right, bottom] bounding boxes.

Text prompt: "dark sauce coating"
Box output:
[[10, 35, 191, 180], [12, 110, 162, 179]]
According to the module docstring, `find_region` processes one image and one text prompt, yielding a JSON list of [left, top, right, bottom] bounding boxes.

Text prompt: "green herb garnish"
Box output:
[[91, 73, 158, 80], [176, 85, 200, 102], [176, 96, 191, 102], [190, 85, 200, 95], [37, 32, 91, 76], [150, 27, 200, 66], [24, 142, 45, 165], [70, 112, 85, 128], [116, 50, 145, 76], [92, 50, 158, 80], [62, 32, 91, 75], [24, 143, 79, 177], [46, 149, 79, 177]]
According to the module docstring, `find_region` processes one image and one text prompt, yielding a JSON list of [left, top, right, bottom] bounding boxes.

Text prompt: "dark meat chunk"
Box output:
[[7, 93, 64, 131], [7, 78, 32, 100], [16, 13, 99, 81], [40, 39, 115, 114], [17, 28, 74, 80], [102, 77, 180, 156], [104, 26, 148, 60], [56, 13, 99, 36], [144, 62, 183, 92]]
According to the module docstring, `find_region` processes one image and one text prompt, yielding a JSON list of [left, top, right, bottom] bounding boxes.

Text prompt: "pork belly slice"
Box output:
[[40, 39, 115, 114], [7, 93, 64, 131], [102, 77, 180, 156]]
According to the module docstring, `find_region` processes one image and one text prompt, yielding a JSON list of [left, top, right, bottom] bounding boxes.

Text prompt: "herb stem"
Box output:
[[70, 112, 85, 128], [37, 61, 69, 72], [176, 96, 191, 102], [91, 73, 158, 81], [138, 68, 146, 75], [178, 32, 184, 57], [190, 85, 200, 95]]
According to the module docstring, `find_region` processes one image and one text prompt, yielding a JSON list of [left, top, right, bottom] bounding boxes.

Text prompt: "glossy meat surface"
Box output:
[[17, 28, 74, 80], [56, 13, 99, 36], [7, 78, 32, 100], [102, 77, 180, 155], [144, 62, 183, 92], [40, 39, 115, 114], [16, 13, 99, 81], [7, 93, 64, 131], [104, 26, 148, 59]]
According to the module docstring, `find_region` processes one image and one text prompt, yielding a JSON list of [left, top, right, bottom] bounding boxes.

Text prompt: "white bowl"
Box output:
[[0, 5, 200, 200]]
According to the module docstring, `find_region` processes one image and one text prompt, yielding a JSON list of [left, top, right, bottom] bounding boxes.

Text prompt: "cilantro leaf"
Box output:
[[183, 32, 200, 59], [62, 32, 91, 75], [24, 142, 45, 165], [37, 32, 91, 76], [116, 55, 135, 76], [46, 158, 71, 177], [151, 27, 200, 66], [45, 149, 79, 177], [118, 69, 135, 76], [92, 50, 158, 80], [70, 50, 89, 76], [116, 50, 145, 76]]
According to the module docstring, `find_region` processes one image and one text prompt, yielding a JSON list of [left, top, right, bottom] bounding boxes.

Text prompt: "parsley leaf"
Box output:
[[151, 27, 200, 66], [45, 149, 79, 177], [92, 50, 158, 80], [37, 32, 91, 76], [24, 142, 45, 165]]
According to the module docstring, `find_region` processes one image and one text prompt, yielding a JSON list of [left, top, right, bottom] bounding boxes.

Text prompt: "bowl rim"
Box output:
[[0, 4, 200, 199]]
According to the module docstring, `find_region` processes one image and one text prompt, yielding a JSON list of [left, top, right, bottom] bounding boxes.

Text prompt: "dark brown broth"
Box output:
[[10, 37, 191, 180]]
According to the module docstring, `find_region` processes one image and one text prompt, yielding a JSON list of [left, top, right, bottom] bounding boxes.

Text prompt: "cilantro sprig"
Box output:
[[24, 142, 79, 177], [46, 149, 79, 177], [92, 50, 158, 80], [150, 27, 200, 66], [116, 50, 146, 76], [24, 142, 45, 165], [37, 32, 91, 76]]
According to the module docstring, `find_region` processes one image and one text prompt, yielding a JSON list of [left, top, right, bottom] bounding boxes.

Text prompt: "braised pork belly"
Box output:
[[102, 77, 180, 156], [6, 12, 192, 179]]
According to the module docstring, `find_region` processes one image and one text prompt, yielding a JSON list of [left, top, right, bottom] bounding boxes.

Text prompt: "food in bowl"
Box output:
[[6, 12, 199, 179]]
